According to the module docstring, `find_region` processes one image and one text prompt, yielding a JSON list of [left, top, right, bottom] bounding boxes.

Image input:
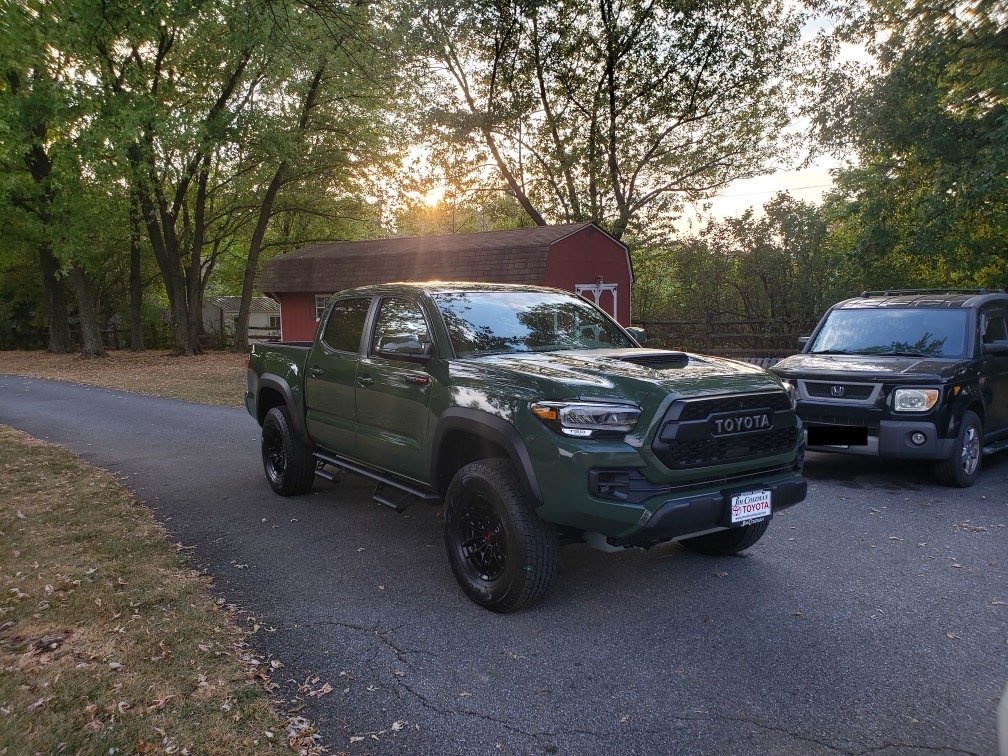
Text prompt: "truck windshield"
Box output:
[[433, 291, 635, 357], [810, 308, 970, 358]]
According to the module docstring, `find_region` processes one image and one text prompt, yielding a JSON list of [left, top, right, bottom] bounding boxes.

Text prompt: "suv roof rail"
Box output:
[[859, 288, 1006, 297]]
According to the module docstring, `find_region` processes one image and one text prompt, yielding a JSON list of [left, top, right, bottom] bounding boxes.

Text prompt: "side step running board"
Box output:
[[983, 439, 1008, 456], [373, 483, 413, 513], [313, 451, 441, 513]]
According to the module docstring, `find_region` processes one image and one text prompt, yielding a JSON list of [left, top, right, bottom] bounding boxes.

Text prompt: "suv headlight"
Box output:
[[892, 388, 939, 412], [530, 401, 641, 438], [780, 379, 798, 409]]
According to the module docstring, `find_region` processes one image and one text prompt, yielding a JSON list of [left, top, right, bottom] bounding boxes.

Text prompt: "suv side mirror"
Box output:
[[626, 326, 647, 346], [378, 333, 433, 362], [798, 336, 810, 349], [984, 341, 1008, 356]]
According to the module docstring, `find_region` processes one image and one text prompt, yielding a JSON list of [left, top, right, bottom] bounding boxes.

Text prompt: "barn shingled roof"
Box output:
[[208, 296, 279, 314], [258, 222, 616, 294]]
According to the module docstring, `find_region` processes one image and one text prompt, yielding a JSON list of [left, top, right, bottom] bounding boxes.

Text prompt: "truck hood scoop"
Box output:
[[615, 351, 690, 370]]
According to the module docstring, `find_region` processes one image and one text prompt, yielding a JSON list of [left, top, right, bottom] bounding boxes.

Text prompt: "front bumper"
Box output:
[[611, 473, 807, 547], [530, 427, 806, 544], [803, 418, 954, 460]]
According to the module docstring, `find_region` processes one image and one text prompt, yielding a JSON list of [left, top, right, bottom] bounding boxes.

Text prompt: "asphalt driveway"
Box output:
[[1, 375, 1005, 755]]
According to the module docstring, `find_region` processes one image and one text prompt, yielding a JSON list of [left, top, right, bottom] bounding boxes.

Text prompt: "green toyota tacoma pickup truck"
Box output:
[[246, 283, 807, 612]]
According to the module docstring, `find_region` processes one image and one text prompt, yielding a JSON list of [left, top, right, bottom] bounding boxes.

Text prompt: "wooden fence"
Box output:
[[635, 316, 816, 359]]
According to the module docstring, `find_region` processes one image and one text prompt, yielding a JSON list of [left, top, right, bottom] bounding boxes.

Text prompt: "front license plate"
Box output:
[[730, 490, 772, 525]]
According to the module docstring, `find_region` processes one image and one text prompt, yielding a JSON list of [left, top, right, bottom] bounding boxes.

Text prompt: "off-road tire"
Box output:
[[443, 459, 557, 613], [936, 410, 983, 488], [261, 406, 315, 496], [678, 518, 770, 556]]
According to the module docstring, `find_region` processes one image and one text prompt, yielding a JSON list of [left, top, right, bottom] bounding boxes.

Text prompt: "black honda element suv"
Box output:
[[770, 289, 1008, 487]]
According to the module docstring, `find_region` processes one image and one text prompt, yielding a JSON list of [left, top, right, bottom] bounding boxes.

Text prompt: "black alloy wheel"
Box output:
[[443, 459, 556, 612], [261, 406, 315, 496], [451, 491, 508, 583]]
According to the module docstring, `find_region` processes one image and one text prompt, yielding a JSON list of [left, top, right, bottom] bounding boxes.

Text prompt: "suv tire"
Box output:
[[679, 519, 770, 556], [262, 406, 315, 496], [444, 459, 556, 613], [936, 410, 983, 488]]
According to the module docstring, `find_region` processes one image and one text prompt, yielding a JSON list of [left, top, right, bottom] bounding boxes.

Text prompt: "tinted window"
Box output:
[[983, 312, 1007, 343], [810, 308, 969, 358], [321, 298, 370, 352], [372, 298, 431, 353], [433, 290, 634, 357]]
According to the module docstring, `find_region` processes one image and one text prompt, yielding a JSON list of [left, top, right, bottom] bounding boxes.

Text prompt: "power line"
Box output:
[[714, 183, 834, 200]]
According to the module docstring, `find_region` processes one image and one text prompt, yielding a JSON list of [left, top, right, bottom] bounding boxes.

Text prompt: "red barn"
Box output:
[[258, 222, 633, 342]]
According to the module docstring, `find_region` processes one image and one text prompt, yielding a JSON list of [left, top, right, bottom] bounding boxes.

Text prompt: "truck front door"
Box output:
[[305, 296, 373, 455], [355, 296, 436, 483]]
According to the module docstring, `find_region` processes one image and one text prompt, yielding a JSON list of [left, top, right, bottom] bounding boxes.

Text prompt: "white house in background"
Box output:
[[202, 296, 280, 345]]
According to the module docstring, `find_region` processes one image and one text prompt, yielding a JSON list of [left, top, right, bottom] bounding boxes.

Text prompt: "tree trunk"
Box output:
[[234, 168, 285, 352], [129, 194, 145, 351], [234, 62, 328, 353], [39, 244, 70, 353], [69, 264, 105, 357]]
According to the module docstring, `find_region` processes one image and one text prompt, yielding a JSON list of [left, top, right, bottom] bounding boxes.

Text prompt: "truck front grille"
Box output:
[[652, 392, 798, 470], [678, 391, 791, 421]]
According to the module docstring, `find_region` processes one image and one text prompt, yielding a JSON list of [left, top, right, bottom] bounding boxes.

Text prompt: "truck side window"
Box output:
[[321, 297, 370, 353], [983, 312, 1007, 344], [372, 298, 431, 353]]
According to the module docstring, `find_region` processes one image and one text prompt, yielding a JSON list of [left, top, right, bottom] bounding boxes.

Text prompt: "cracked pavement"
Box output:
[[1, 375, 1005, 755]]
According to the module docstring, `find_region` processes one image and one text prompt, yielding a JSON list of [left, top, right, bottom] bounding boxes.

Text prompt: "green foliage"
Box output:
[[808, 0, 1008, 288], [633, 194, 860, 325], [412, 0, 807, 239]]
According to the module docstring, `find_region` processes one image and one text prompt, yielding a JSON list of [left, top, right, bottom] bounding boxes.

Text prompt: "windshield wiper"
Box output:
[[810, 349, 858, 355], [870, 350, 931, 357]]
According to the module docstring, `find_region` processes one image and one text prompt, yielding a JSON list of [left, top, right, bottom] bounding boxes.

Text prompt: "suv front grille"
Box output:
[[804, 381, 875, 400], [653, 392, 798, 470]]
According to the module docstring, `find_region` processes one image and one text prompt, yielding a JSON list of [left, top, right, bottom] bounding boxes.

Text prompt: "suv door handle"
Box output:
[[308, 366, 324, 377], [357, 375, 374, 387]]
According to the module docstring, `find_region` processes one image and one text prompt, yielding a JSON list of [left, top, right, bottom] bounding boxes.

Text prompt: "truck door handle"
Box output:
[[357, 375, 374, 387], [309, 366, 324, 377]]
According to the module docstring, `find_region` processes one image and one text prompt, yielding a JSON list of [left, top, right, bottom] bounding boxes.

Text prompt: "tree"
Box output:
[[0, 1, 108, 356], [807, 0, 1008, 287], [230, 2, 406, 351], [413, 0, 805, 239]]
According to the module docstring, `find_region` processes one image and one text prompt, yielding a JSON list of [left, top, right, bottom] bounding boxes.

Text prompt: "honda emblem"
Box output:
[[830, 385, 845, 398]]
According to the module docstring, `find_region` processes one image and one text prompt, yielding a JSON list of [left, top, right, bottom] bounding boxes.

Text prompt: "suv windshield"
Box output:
[[810, 308, 970, 358], [433, 290, 634, 357]]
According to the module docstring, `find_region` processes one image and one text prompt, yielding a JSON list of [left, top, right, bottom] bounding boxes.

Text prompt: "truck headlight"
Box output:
[[530, 401, 641, 438], [892, 388, 939, 412]]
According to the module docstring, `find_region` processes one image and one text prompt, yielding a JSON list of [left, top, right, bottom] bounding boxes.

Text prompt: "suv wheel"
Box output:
[[443, 459, 556, 613], [678, 519, 770, 556], [936, 410, 983, 488], [262, 406, 315, 496]]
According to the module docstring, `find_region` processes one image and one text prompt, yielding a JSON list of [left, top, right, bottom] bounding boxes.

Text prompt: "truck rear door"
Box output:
[[305, 296, 373, 455]]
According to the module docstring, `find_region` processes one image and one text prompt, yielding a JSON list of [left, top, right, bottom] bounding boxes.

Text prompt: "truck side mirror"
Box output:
[[377, 333, 433, 362], [797, 336, 810, 349], [626, 326, 647, 346]]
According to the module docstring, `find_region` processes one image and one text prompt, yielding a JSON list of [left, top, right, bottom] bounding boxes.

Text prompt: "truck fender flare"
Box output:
[[431, 408, 543, 505], [258, 373, 307, 439]]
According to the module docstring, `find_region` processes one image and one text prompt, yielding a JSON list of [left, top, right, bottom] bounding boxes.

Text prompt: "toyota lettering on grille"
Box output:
[[711, 411, 772, 436]]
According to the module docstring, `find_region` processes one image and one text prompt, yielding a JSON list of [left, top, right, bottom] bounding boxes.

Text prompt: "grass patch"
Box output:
[[0, 426, 320, 754], [0, 350, 246, 406]]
